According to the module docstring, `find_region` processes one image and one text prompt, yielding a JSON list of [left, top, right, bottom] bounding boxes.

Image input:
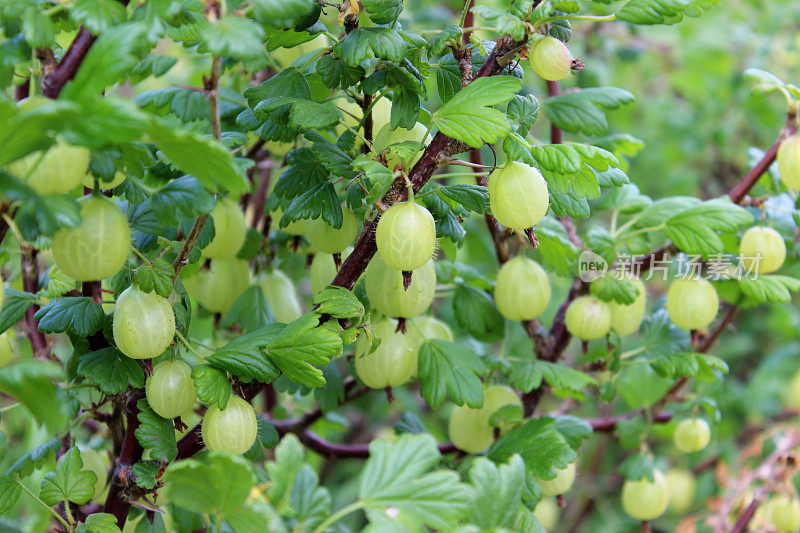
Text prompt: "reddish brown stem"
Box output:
[[102, 393, 144, 529], [21, 249, 48, 360]]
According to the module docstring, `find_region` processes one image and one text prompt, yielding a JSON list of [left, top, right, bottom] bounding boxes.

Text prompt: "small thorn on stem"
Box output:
[[385, 386, 395, 403], [402, 270, 412, 290], [571, 58, 585, 71], [556, 494, 566, 508], [524, 228, 539, 250], [395, 317, 407, 334], [581, 341, 588, 355], [173, 417, 188, 433], [333, 253, 342, 270]]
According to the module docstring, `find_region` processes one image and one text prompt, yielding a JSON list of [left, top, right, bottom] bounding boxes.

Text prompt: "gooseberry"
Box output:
[[673, 418, 711, 453], [273, 207, 307, 236], [182, 258, 250, 314], [83, 171, 126, 190], [739, 226, 786, 274], [448, 385, 522, 454], [202, 197, 247, 259], [51, 195, 130, 282], [533, 497, 559, 530], [666, 278, 719, 331], [145, 360, 197, 419], [354, 318, 417, 389], [621, 469, 669, 521], [365, 254, 436, 318], [306, 209, 359, 254], [79, 448, 108, 501], [609, 277, 647, 337], [201, 395, 258, 455], [7, 139, 90, 195], [494, 256, 551, 321], [258, 269, 303, 323], [113, 285, 176, 360], [564, 295, 612, 341], [375, 200, 436, 271], [665, 468, 696, 514], [488, 161, 549, 230], [777, 134, 800, 190], [536, 462, 577, 496], [771, 495, 800, 532], [529, 36, 572, 81]]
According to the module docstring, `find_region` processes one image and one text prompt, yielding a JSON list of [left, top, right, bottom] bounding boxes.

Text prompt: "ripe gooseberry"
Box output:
[[529, 36, 572, 81], [201, 395, 258, 455], [365, 254, 436, 319], [79, 448, 109, 501], [113, 285, 176, 360], [666, 278, 719, 331], [621, 469, 669, 522], [354, 318, 417, 389], [665, 468, 696, 514], [777, 134, 800, 190], [488, 161, 549, 230], [739, 226, 786, 274], [564, 295, 612, 341], [374, 122, 430, 170], [202, 197, 247, 259], [375, 200, 436, 272], [448, 385, 522, 454], [51, 196, 131, 282], [258, 269, 303, 323], [673, 418, 711, 453], [310, 249, 351, 294], [536, 462, 577, 496], [494, 256, 551, 321], [533, 497, 559, 530], [145, 360, 197, 419], [306, 209, 359, 254], [7, 139, 90, 195], [609, 277, 647, 337], [182, 258, 250, 314], [771, 495, 800, 532]]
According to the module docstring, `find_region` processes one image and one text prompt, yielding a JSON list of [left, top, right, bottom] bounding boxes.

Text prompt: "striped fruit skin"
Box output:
[[564, 295, 612, 341], [51, 196, 131, 282], [376, 201, 436, 271], [258, 270, 303, 323], [365, 255, 436, 318], [777, 134, 800, 190], [113, 286, 176, 360], [666, 278, 719, 331], [609, 278, 647, 337], [354, 318, 417, 388], [146, 361, 197, 419], [529, 36, 572, 81], [201, 395, 258, 455], [739, 226, 786, 274], [202, 197, 247, 259], [494, 256, 551, 321], [489, 161, 549, 230], [306, 209, 359, 254], [182, 258, 250, 313], [448, 385, 522, 454], [621, 469, 668, 521], [7, 140, 90, 195]]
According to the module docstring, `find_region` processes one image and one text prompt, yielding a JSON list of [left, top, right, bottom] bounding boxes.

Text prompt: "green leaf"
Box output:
[[265, 314, 343, 388], [6, 438, 61, 477], [433, 76, 522, 148], [616, 0, 720, 25], [40, 448, 97, 506], [553, 416, 593, 450], [542, 87, 635, 136], [359, 434, 474, 530], [436, 184, 489, 213], [22, 7, 55, 48], [334, 27, 407, 66], [255, 97, 340, 129], [430, 25, 462, 56], [532, 217, 580, 277], [738, 275, 800, 304], [34, 297, 105, 337], [315, 55, 365, 89], [281, 183, 342, 229], [530, 143, 620, 200], [312, 286, 365, 320], [164, 452, 256, 516], [222, 286, 275, 333], [266, 434, 306, 509], [418, 340, 487, 409], [291, 465, 332, 529], [363, 0, 403, 24], [75, 513, 121, 533], [146, 120, 249, 193], [0, 288, 36, 335], [150, 176, 215, 226], [467, 455, 526, 529], [590, 275, 639, 304], [0, 475, 21, 514], [199, 17, 264, 59], [507, 93, 539, 135], [0, 361, 68, 431], [131, 461, 160, 490], [663, 198, 753, 256], [354, 155, 393, 203], [509, 359, 597, 394], [70, 0, 126, 34], [133, 259, 175, 298], [135, 399, 178, 462], [488, 418, 577, 480], [452, 284, 505, 342], [207, 324, 284, 383], [471, 6, 525, 40], [191, 364, 233, 410], [77, 347, 146, 395]]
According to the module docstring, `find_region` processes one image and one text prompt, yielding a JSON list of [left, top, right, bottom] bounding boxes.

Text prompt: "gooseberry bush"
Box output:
[[1, 0, 800, 532]]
